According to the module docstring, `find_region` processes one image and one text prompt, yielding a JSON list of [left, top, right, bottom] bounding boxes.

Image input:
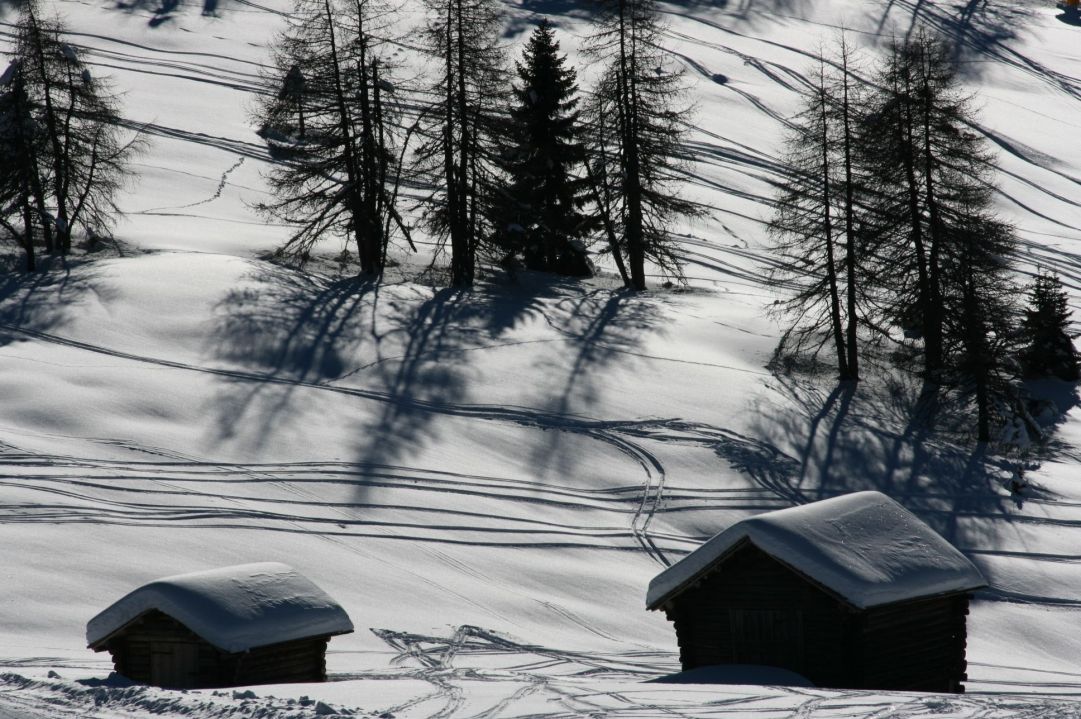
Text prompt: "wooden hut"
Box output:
[[646, 491, 987, 693], [86, 562, 353, 689]]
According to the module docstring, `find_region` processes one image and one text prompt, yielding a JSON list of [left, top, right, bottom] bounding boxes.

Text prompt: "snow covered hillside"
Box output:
[[3, 0, 1081, 716]]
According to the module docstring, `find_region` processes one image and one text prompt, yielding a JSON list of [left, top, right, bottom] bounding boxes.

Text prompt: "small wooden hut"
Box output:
[[87, 562, 353, 689], [647, 491, 987, 693]]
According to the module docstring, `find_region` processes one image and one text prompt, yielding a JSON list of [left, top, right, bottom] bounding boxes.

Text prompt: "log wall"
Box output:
[[857, 593, 971, 693], [664, 542, 858, 688], [661, 542, 972, 693], [102, 610, 330, 689]]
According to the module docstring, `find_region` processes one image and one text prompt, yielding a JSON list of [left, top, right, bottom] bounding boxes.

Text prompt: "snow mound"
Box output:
[[646, 491, 987, 610], [86, 562, 354, 653]]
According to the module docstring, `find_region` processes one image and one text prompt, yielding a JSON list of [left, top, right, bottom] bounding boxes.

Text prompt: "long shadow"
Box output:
[[1023, 378, 1081, 465], [114, 0, 236, 25], [354, 287, 472, 472], [750, 371, 1035, 592], [355, 274, 666, 483], [867, 0, 1074, 100], [208, 265, 378, 449], [504, 0, 811, 37], [0, 255, 98, 345], [205, 265, 666, 491], [527, 289, 664, 478]]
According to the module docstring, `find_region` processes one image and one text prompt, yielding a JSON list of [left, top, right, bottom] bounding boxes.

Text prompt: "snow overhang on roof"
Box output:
[[646, 491, 987, 611], [86, 562, 354, 653]]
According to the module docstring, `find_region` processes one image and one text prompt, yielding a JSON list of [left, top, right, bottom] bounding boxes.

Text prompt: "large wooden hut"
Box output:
[[87, 562, 353, 689], [647, 491, 987, 693]]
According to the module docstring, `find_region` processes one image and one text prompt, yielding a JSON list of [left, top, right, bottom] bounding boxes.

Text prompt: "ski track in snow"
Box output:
[[6, 656, 1081, 719], [0, 422, 791, 553], [3, 0, 1081, 716], [0, 320, 803, 556]]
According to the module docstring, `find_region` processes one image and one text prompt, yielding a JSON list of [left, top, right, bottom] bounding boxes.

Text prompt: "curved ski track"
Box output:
[[0, 320, 802, 564]]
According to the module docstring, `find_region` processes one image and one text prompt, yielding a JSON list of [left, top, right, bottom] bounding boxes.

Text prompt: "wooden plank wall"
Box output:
[[230, 636, 329, 685], [661, 543, 972, 693], [104, 610, 330, 688], [857, 594, 970, 693], [663, 543, 858, 688], [107, 611, 222, 688]]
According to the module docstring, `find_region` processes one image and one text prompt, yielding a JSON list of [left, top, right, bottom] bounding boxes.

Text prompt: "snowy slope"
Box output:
[[3, 0, 1081, 716]]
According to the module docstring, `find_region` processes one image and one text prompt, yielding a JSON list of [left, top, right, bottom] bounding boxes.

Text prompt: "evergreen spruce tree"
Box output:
[[494, 20, 591, 276], [0, 58, 40, 270], [1019, 272, 1080, 381], [942, 212, 1018, 441]]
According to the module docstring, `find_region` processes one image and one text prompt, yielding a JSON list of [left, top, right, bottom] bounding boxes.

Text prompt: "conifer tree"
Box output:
[[494, 20, 591, 276], [943, 212, 1018, 441], [584, 0, 699, 290], [768, 49, 867, 380], [0, 58, 41, 270], [1019, 272, 1080, 381], [254, 0, 413, 274], [415, 0, 506, 287], [0, 0, 140, 268], [861, 31, 1003, 378], [860, 30, 1020, 438]]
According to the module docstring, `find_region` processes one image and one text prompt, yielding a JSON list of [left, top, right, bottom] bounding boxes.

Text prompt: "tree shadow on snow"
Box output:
[[749, 371, 1040, 589], [503, 0, 595, 37], [114, 0, 236, 26], [864, 0, 1060, 89], [205, 266, 663, 500], [352, 274, 665, 485], [524, 286, 665, 480], [207, 264, 379, 450], [1022, 378, 1081, 466], [504, 0, 813, 36], [0, 0, 25, 18], [0, 255, 101, 346]]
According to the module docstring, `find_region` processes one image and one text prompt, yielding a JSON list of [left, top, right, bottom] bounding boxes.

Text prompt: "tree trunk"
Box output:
[[899, 69, 937, 374], [324, 0, 365, 272], [840, 38, 859, 381], [441, 1, 461, 284], [27, 7, 70, 255], [618, 0, 646, 290], [373, 60, 391, 272], [919, 48, 945, 379], [452, 0, 473, 287], [585, 158, 631, 287], [817, 75, 850, 381], [20, 181, 36, 272]]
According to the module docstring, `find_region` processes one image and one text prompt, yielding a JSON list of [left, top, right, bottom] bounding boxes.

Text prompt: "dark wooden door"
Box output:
[[150, 643, 200, 688], [728, 608, 804, 670]]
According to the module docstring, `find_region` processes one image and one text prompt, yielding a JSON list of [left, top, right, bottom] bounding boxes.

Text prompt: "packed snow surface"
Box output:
[[4, 0, 1081, 716], [85, 562, 354, 653], [647, 491, 988, 609]]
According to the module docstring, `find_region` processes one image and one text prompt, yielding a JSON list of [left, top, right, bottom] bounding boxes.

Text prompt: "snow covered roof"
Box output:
[[86, 563, 354, 653], [647, 491, 987, 611]]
